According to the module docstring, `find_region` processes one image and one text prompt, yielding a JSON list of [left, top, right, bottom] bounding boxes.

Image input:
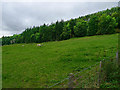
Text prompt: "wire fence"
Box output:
[[48, 49, 118, 88]]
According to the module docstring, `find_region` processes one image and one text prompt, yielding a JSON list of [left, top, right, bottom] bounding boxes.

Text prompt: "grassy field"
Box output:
[[2, 34, 118, 88]]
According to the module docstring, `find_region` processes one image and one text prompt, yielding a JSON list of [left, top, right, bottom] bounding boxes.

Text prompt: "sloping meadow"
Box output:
[[2, 34, 118, 88]]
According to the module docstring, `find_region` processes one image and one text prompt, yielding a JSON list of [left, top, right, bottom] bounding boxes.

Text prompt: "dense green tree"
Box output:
[[60, 23, 71, 40], [88, 16, 99, 36], [69, 19, 76, 38], [30, 34, 35, 43], [74, 19, 87, 37], [2, 7, 119, 45], [112, 10, 120, 29], [35, 33, 40, 43], [55, 20, 64, 40], [2, 36, 11, 45], [97, 14, 117, 35], [49, 24, 56, 41]]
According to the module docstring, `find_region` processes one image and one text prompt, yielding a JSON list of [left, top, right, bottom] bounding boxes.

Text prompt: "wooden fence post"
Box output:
[[116, 49, 120, 68], [116, 50, 118, 65], [98, 61, 102, 87], [68, 73, 74, 88]]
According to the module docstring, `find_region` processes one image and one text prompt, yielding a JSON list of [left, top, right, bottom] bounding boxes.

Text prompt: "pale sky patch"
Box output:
[[0, 0, 119, 37]]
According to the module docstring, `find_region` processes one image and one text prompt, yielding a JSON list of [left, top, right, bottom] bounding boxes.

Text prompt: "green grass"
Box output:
[[2, 34, 118, 88]]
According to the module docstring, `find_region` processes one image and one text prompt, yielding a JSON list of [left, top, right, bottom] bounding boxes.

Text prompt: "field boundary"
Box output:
[[48, 50, 118, 88]]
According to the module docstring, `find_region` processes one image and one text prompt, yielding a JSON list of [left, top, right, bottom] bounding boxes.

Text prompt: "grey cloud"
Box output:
[[1, 2, 118, 37]]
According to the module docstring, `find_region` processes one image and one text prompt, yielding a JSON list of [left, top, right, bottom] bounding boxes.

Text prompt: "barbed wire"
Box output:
[[48, 77, 69, 88], [74, 61, 100, 76], [48, 50, 117, 88], [48, 60, 101, 88]]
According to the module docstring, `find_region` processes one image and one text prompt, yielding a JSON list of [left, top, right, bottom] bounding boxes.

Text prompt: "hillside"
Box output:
[[2, 34, 118, 88], [2, 7, 120, 45]]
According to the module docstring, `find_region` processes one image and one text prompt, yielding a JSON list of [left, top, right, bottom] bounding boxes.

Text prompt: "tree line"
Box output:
[[2, 7, 120, 45]]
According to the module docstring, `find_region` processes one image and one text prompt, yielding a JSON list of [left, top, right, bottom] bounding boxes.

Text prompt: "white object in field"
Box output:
[[37, 44, 43, 47], [22, 45, 24, 47]]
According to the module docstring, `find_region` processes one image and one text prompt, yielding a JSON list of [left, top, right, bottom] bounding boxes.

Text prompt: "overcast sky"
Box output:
[[0, 1, 119, 37]]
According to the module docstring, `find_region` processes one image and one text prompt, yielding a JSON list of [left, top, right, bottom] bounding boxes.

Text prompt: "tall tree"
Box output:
[[55, 20, 64, 40], [60, 23, 71, 40], [88, 16, 99, 36], [97, 14, 117, 35], [74, 19, 87, 37], [69, 19, 76, 38]]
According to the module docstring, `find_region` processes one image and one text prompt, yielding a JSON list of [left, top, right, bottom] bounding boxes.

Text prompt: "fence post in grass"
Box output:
[[116, 50, 118, 65], [96, 66, 98, 87], [98, 61, 102, 87], [68, 73, 74, 88]]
